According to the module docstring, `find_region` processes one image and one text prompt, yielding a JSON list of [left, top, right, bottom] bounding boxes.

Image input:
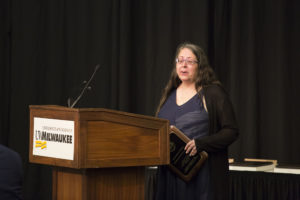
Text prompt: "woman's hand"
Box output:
[[185, 139, 197, 156]]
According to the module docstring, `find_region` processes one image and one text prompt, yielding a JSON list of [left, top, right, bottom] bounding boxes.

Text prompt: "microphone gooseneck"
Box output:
[[69, 64, 100, 108]]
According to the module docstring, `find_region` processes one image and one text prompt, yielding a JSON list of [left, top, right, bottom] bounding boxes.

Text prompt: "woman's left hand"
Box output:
[[185, 139, 197, 156]]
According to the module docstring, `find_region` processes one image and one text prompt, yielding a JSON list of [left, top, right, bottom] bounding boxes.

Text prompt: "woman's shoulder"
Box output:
[[0, 144, 22, 166], [203, 84, 228, 99]]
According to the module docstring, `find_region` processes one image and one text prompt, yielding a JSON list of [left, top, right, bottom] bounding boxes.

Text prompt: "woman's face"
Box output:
[[176, 48, 198, 84]]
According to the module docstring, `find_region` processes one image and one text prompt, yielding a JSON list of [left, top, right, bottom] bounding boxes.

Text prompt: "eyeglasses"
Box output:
[[176, 58, 198, 65]]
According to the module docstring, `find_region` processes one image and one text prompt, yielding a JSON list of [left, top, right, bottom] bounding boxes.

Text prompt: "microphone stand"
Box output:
[[68, 64, 100, 108]]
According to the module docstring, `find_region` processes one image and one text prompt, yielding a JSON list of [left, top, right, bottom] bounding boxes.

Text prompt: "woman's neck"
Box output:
[[178, 81, 196, 91], [176, 82, 197, 106]]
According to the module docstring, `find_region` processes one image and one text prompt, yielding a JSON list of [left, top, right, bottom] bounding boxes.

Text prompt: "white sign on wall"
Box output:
[[33, 117, 75, 160]]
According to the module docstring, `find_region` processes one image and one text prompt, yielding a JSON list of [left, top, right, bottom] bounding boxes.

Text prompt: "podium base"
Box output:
[[52, 166, 145, 200]]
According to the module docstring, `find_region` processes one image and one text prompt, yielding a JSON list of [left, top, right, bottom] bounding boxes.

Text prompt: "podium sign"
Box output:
[[33, 117, 75, 160]]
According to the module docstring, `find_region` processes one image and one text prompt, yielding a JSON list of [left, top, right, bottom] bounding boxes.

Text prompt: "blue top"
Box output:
[[156, 90, 211, 200]]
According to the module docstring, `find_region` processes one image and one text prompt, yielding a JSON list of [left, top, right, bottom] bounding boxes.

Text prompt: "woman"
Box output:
[[155, 42, 239, 200]]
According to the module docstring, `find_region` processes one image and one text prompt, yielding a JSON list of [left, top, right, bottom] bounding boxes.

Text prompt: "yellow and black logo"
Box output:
[[35, 141, 47, 149]]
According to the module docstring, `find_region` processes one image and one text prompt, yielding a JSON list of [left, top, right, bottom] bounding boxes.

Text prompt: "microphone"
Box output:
[[68, 64, 101, 108]]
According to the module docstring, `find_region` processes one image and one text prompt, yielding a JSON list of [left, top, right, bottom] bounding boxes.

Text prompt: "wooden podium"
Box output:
[[29, 105, 169, 200]]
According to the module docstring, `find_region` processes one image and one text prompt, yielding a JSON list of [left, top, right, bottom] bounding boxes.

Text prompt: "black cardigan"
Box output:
[[195, 84, 239, 200]]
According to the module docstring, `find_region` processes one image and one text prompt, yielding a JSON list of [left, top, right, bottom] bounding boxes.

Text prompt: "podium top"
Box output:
[[29, 105, 170, 169], [29, 105, 167, 121]]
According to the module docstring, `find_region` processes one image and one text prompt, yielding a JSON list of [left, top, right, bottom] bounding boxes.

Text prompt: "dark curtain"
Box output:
[[1, 0, 299, 199], [145, 168, 300, 200], [229, 171, 300, 200]]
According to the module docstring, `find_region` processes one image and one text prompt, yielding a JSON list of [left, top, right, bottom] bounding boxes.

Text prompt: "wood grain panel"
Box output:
[[87, 121, 159, 159], [53, 167, 144, 200], [53, 168, 86, 200], [87, 167, 144, 200]]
